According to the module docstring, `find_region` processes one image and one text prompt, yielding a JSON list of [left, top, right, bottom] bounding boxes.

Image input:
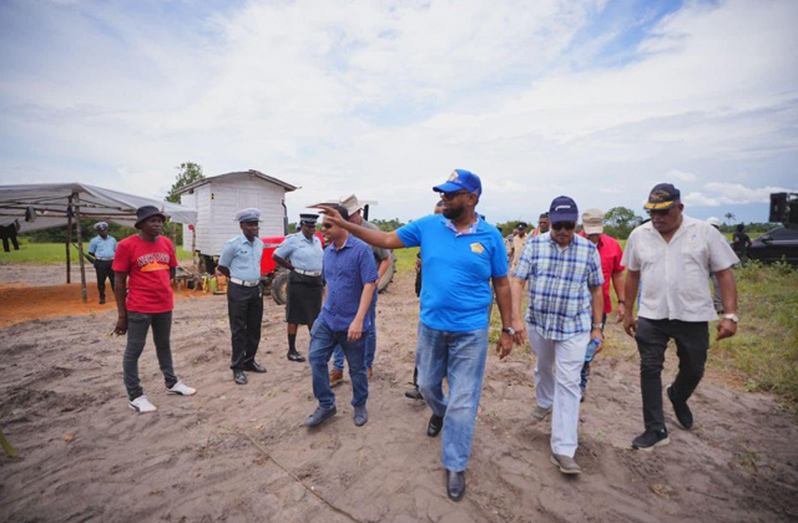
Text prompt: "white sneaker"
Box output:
[[166, 380, 197, 396], [129, 395, 157, 413]]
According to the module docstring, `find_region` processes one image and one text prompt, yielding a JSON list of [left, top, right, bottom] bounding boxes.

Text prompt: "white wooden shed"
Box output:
[[175, 169, 297, 257]]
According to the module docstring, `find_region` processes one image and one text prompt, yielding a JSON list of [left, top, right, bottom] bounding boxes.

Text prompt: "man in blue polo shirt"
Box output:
[[304, 204, 379, 429], [316, 169, 513, 502], [218, 208, 267, 386]]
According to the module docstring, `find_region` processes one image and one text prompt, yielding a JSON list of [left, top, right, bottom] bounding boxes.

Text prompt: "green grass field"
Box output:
[[0, 239, 193, 264]]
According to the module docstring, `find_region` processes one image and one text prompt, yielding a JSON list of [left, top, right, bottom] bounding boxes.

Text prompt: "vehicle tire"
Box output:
[[272, 271, 290, 305], [377, 253, 396, 294]]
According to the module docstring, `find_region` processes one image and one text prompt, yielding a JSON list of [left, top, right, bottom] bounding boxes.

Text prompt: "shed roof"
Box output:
[[175, 169, 298, 196]]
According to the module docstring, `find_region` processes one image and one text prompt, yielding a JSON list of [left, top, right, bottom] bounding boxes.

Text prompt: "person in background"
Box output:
[[509, 196, 604, 475], [732, 223, 752, 261], [112, 205, 196, 413], [316, 169, 513, 502], [218, 208, 267, 385], [508, 222, 529, 274], [330, 195, 391, 384], [706, 217, 724, 313], [532, 212, 550, 237], [88, 221, 117, 304], [406, 199, 445, 401], [273, 213, 325, 363], [578, 209, 626, 401], [304, 205, 378, 429], [623, 184, 739, 451]]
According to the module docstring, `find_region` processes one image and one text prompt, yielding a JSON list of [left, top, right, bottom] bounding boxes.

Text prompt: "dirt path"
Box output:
[[1, 271, 797, 522]]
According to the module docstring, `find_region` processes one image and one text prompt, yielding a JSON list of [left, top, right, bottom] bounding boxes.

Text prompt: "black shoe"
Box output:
[[304, 405, 337, 427], [287, 351, 306, 363], [632, 428, 670, 451], [446, 470, 465, 501], [233, 370, 247, 385], [99, 296, 106, 305], [243, 362, 267, 373], [427, 414, 444, 437], [405, 386, 423, 400], [667, 384, 693, 430]]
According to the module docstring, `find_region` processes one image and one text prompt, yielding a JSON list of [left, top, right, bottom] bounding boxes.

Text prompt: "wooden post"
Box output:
[[66, 195, 72, 284], [73, 192, 88, 303], [191, 225, 197, 269]]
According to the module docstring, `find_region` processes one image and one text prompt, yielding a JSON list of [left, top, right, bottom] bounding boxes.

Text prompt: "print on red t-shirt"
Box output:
[[112, 235, 178, 314]]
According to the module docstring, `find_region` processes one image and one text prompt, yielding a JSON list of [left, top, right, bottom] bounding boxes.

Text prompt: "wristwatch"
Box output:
[[502, 327, 516, 336], [591, 323, 603, 330], [722, 314, 740, 323]]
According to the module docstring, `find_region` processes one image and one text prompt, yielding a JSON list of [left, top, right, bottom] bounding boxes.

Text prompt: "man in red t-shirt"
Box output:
[[579, 208, 626, 400], [112, 206, 196, 413]]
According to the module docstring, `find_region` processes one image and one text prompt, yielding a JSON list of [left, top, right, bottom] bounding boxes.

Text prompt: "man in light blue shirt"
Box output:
[[273, 213, 324, 363], [87, 222, 117, 304], [316, 169, 513, 502], [218, 208, 266, 385]]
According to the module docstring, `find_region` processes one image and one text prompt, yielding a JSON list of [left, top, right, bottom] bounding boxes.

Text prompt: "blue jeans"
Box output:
[[308, 317, 368, 409], [416, 321, 489, 472], [333, 291, 377, 371]]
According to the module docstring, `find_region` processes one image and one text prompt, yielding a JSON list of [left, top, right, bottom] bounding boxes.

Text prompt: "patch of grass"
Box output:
[[0, 238, 192, 264], [710, 261, 798, 411], [393, 246, 420, 274]]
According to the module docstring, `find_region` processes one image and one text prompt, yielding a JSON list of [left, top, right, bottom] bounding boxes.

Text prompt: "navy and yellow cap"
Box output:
[[645, 183, 681, 210], [235, 208, 261, 223], [433, 169, 482, 197]]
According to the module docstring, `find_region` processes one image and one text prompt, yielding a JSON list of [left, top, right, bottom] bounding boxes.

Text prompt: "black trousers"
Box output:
[[94, 260, 115, 299], [123, 311, 178, 400], [635, 318, 709, 431], [227, 281, 264, 370]]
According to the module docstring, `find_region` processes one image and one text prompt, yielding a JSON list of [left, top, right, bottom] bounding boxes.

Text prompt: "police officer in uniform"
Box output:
[[273, 213, 324, 363], [88, 221, 117, 304], [218, 208, 267, 385]]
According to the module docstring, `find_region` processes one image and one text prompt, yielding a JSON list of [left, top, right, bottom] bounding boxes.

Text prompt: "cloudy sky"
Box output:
[[1, 0, 796, 224]]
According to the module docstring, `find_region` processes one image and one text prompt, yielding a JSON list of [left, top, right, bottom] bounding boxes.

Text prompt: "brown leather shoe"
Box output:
[[330, 369, 344, 387], [367, 367, 373, 381]]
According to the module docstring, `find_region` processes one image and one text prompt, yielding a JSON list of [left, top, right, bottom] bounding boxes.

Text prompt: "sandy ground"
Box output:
[[1, 265, 797, 522]]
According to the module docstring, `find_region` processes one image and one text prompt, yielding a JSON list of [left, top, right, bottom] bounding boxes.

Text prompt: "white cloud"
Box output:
[[0, 0, 796, 224], [684, 182, 798, 207]]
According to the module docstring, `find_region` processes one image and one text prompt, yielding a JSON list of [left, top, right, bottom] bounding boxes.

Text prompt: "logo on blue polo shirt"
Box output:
[[470, 242, 485, 254]]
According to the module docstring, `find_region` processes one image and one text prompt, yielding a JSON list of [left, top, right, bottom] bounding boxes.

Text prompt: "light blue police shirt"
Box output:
[[219, 235, 264, 281], [273, 232, 323, 272], [88, 235, 117, 259]]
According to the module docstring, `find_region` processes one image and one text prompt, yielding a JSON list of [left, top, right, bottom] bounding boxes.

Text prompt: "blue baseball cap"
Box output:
[[433, 169, 482, 197], [549, 196, 579, 223]]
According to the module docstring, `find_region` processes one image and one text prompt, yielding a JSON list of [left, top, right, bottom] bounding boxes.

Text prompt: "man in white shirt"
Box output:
[[622, 183, 740, 451]]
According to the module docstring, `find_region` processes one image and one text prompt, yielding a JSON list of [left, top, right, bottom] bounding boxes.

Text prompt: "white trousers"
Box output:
[[528, 325, 589, 458]]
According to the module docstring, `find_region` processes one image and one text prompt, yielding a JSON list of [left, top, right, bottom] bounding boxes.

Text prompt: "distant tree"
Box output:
[[724, 212, 736, 224], [604, 206, 642, 239], [166, 162, 205, 203], [371, 218, 406, 232]]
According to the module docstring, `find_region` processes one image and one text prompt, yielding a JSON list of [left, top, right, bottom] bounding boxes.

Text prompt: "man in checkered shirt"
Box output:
[[508, 196, 605, 475]]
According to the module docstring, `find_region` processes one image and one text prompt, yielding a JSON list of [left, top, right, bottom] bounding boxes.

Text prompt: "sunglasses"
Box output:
[[440, 190, 469, 201], [552, 221, 576, 231], [648, 207, 674, 217], [322, 223, 333, 229]]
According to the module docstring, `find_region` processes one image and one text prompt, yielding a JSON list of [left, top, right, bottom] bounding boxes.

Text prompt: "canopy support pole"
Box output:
[[73, 191, 88, 303], [191, 226, 197, 268], [66, 194, 72, 284]]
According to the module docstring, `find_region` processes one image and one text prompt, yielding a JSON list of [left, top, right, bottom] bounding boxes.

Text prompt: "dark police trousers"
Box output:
[[227, 281, 264, 370], [94, 259, 115, 299], [635, 318, 709, 431]]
